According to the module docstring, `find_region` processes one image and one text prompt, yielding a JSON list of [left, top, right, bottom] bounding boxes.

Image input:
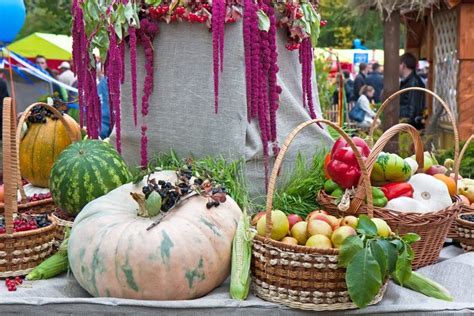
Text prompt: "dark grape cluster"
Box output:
[[27, 105, 63, 124], [0, 214, 51, 234], [141, 166, 227, 213]]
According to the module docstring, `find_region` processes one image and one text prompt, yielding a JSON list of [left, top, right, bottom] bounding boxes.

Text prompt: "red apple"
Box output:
[[459, 195, 471, 206], [426, 165, 448, 176], [305, 210, 328, 221], [287, 214, 303, 229], [251, 211, 265, 226]]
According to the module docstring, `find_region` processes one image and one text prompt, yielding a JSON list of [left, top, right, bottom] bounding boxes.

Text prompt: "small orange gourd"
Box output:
[[19, 104, 81, 188]]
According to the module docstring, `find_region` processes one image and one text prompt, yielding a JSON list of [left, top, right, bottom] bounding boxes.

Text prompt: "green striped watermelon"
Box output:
[[49, 140, 131, 216]]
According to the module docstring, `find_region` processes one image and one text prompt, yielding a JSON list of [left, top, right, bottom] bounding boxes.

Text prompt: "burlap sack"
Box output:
[[111, 21, 333, 197]]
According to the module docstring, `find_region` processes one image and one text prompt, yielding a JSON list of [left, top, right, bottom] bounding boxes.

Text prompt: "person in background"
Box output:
[[350, 85, 379, 128], [46, 68, 68, 102], [97, 65, 111, 139], [332, 71, 354, 105], [399, 53, 425, 130], [58, 61, 77, 87], [0, 76, 9, 139], [353, 62, 368, 101], [365, 62, 383, 103], [35, 55, 49, 73]]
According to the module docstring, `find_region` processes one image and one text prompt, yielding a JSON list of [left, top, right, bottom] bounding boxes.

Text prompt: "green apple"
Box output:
[[306, 234, 333, 249], [371, 218, 391, 237], [331, 226, 356, 248], [290, 221, 309, 245], [307, 220, 333, 238]]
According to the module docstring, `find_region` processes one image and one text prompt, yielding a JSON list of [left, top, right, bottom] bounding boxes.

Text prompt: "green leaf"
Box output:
[[356, 215, 377, 236], [377, 239, 398, 273], [391, 239, 404, 251], [401, 233, 421, 245], [346, 247, 383, 308], [338, 235, 363, 267], [257, 10, 270, 32], [145, 0, 162, 6], [395, 247, 412, 285], [85, 0, 100, 21], [370, 240, 388, 279]]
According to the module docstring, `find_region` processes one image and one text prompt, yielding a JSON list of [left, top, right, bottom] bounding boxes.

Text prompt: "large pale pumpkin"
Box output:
[[20, 114, 81, 187], [68, 170, 242, 300]]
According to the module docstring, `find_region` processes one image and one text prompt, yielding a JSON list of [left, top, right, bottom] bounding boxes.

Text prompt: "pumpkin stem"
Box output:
[[131, 192, 149, 217]]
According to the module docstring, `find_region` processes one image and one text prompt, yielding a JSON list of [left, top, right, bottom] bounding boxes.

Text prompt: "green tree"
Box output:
[[318, 0, 384, 49], [17, 0, 71, 39]]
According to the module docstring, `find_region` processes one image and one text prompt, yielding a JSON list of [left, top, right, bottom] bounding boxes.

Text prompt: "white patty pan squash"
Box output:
[[386, 174, 453, 213], [68, 170, 242, 300]]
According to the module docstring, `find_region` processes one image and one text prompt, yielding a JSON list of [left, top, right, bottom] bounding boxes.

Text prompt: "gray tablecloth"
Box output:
[[1, 246, 473, 315]]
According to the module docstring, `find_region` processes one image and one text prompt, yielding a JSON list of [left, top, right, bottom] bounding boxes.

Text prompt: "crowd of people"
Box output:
[[334, 52, 428, 131]]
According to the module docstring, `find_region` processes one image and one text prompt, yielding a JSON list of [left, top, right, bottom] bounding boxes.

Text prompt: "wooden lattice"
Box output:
[[433, 9, 459, 123]]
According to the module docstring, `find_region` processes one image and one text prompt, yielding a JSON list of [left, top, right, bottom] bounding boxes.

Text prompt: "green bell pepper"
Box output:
[[331, 188, 344, 198], [372, 187, 388, 207], [324, 179, 341, 194]]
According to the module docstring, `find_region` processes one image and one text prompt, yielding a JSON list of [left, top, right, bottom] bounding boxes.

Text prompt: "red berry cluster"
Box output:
[[0, 214, 51, 234], [285, 41, 301, 51], [5, 277, 23, 291], [147, 2, 237, 25], [320, 20, 328, 27], [26, 192, 51, 203]]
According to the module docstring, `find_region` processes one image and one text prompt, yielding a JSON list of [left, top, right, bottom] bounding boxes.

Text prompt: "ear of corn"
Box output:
[[26, 229, 70, 281], [393, 271, 453, 301], [230, 207, 254, 300]]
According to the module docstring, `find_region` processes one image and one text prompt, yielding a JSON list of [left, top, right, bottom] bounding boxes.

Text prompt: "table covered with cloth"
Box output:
[[0, 246, 473, 315]]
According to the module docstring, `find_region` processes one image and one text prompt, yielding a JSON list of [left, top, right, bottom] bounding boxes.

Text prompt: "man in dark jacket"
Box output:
[[353, 62, 368, 101], [399, 53, 425, 129], [0, 76, 10, 140], [365, 63, 383, 103]]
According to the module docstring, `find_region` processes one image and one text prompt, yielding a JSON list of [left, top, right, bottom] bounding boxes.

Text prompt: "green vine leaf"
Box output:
[[346, 247, 383, 308], [376, 239, 398, 274], [401, 233, 421, 245], [356, 215, 377, 237], [257, 10, 270, 32], [395, 246, 412, 285], [338, 235, 363, 267], [370, 240, 388, 278]]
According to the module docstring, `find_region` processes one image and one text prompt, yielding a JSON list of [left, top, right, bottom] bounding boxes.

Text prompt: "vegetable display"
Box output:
[[385, 174, 452, 213], [371, 152, 412, 186], [381, 182, 414, 201], [49, 140, 131, 216], [68, 170, 242, 300], [326, 137, 370, 189], [19, 105, 81, 188]]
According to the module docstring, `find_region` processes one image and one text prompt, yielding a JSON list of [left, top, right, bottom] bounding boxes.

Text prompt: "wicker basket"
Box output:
[[448, 135, 474, 239], [0, 101, 80, 215], [319, 88, 462, 269], [0, 98, 58, 278], [454, 212, 474, 251], [51, 209, 74, 247], [252, 118, 386, 311]]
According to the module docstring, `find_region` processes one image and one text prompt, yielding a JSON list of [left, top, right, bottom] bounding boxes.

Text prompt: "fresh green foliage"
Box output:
[[130, 151, 251, 209], [315, 55, 335, 116], [300, 2, 321, 47], [81, 0, 140, 65], [436, 141, 474, 178], [260, 151, 328, 218], [18, 0, 71, 39], [339, 215, 419, 308]]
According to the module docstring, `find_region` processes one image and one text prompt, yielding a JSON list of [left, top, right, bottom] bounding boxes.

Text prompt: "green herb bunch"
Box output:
[[339, 215, 420, 308]]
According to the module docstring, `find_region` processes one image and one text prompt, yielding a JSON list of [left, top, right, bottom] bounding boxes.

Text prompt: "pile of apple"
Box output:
[[252, 210, 391, 249]]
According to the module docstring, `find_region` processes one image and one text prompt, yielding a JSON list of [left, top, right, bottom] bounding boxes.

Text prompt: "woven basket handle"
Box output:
[[351, 123, 425, 211], [264, 118, 374, 239], [368, 87, 459, 165], [3, 98, 19, 235], [15, 102, 81, 202], [454, 134, 473, 181]]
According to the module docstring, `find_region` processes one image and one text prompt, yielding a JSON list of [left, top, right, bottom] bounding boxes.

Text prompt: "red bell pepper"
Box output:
[[327, 137, 370, 189], [381, 182, 414, 200], [331, 136, 371, 158]]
